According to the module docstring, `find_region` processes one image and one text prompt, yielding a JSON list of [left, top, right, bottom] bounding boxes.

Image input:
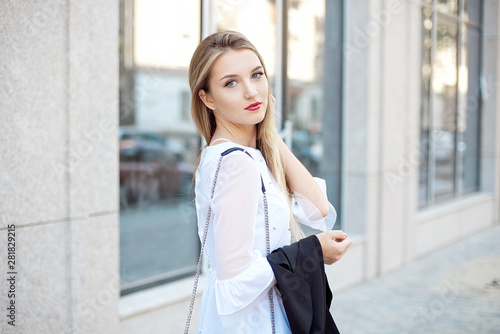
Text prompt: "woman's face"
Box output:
[[199, 49, 269, 128]]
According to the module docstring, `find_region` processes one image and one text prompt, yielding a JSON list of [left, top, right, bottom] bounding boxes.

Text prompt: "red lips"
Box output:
[[245, 102, 262, 111]]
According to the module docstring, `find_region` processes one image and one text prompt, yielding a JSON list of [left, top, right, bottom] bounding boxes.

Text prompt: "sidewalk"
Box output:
[[331, 225, 500, 334]]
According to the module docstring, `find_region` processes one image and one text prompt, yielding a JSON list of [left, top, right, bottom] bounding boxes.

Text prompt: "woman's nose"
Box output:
[[243, 82, 258, 100]]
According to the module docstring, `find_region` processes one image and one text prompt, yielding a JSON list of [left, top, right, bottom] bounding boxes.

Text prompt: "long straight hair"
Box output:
[[189, 31, 304, 241]]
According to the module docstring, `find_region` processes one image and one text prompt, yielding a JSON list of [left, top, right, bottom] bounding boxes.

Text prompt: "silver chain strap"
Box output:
[[184, 155, 223, 334], [184, 151, 276, 334], [263, 191, 276, 334]]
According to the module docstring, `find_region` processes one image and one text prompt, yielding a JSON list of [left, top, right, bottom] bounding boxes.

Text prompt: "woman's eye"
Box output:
[[225, 80, 236, 87], [252, 72, 264, 79]]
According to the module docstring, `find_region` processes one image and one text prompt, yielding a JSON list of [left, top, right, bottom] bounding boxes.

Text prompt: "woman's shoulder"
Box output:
[[200, 141, 261, 165], [198, 141, 263, 179]]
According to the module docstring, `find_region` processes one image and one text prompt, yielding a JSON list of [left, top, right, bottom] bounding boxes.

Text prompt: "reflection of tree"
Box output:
[[420, 0, 482, 205], [435, 22, 457, 133], [433, 20, 458, 201], [440, 85, 457, 132], [420, 5, 432, 163], [437, 0, 458, 15]]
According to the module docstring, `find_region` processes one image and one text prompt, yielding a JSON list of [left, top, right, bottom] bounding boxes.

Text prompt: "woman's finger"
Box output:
[[328, 230, 347, 241]]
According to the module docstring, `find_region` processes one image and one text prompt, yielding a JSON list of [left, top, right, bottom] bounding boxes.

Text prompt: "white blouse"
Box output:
[[195, 140, 337, 333]]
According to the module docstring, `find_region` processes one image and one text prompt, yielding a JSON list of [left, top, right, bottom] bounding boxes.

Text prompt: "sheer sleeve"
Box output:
[[291, 177, 337, 231], [210, 152, 275, 316]]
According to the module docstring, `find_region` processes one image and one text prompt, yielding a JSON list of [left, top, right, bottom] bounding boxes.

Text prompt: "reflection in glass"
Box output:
[[420, 2, 481, 208], [215, 0, 277, 78], [433, 22, 457, 202], [437, 0, 458, 15], [287, 0, 345, 230], [419, 7, 433, 207], [287, 1, 325, 177], [461, 26, 481, 193], [464, 0, 481, 25], [119, 0, 200, 293]]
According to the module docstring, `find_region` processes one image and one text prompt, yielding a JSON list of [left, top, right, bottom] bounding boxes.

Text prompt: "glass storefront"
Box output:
[[119, 0, 344, 293], [418, 0, 481, 207], [437, 0, 459, 15], [285, 0, 343, 230], [215, 0, 278, 79], [287, 0, 325, 177], [433, 20, 458, 202], [119, 0, 482, 293], [460, 24, 481, 194], [119, 0, 201, 293], [419, 6, 432, 205]]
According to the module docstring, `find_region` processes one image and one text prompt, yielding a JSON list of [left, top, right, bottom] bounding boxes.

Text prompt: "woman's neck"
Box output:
[[212, 124, 257, 148]]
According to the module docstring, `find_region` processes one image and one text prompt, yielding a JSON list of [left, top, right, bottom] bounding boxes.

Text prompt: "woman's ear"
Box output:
[[198, 89, 214, 110]]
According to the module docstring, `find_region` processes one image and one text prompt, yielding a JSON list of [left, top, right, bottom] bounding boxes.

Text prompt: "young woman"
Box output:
[[189, 31, 351, 333]]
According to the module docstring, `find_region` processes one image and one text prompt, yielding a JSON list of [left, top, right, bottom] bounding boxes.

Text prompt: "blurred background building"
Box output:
[[1, 0, 499, 333]]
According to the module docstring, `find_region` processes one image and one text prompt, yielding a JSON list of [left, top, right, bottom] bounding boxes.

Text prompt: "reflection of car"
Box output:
[[119, 128, 195, 207], [434, 131, 454, 162], [291, 130, 322, 176]]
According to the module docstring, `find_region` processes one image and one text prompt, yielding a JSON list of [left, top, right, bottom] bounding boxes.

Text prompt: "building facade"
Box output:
[[1, 0, 499, 333]]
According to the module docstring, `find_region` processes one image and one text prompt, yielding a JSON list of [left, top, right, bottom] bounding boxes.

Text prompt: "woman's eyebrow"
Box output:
[[219, 65, 263, 81]]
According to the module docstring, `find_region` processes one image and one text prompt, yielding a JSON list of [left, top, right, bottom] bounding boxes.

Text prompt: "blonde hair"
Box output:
[[189, 31, 304, 241]]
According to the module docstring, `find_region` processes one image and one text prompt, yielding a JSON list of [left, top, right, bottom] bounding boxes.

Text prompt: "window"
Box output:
[[119, 0, 201, 294], [419, 0, 482, 207], [286, 0, 343, 229], [119, 0, 343, 292], [214, 0, 278, 80], [287, 1, 325, 177], [212, 0, 343, 228], [284, 0, 343, 228]]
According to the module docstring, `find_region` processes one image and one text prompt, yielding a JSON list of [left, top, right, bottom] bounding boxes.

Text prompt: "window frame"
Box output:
[[419, 0, 483, 208]]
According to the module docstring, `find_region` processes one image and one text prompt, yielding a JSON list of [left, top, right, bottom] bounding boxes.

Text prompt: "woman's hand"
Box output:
[[316, 230, 352, 265]]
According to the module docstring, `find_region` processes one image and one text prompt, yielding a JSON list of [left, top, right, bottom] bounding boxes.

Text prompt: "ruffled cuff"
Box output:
[[291, 177, 337, 231], [323, 202, 337, 231], [214, 250, 275, 316]]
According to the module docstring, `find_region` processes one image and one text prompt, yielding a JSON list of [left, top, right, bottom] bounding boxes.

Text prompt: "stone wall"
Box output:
[[0, 1, 119, 333]]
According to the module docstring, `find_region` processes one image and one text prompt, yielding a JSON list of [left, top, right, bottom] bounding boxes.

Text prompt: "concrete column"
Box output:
[[343, 0, 383, 280], [377, 0, 415, 274], [0, 1, 119, 333], [481, 0, 500, 225], [405, 0, 426, 264], [343, 0, 436, 278]]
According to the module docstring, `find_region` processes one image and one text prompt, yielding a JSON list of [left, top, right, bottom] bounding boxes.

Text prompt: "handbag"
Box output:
[[184, 147, 276, 334]]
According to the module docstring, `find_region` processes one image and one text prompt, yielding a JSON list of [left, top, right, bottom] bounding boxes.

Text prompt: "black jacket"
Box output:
[[267, 235, 340, 334]]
